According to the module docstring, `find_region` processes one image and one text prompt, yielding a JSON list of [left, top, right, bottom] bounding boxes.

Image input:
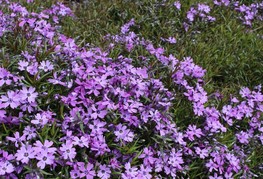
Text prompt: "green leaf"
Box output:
[[40, 169, 53, 176]]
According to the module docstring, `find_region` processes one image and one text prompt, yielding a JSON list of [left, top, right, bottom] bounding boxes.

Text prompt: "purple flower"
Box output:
[[85, 80, 102, 96], [72, 136, 89, 148], [198, 4, 211, 13], [109, 157, 121, 170], [89, 119, 107, 136], [114, 124, 134, 142], [0, 110, 6, 122], [70, 168, 81, 179], [20, 101, 37, 113], [206, 159, 218, 172], [187, 8, 196, 22], [20, 86, 38, 103], [33, 140, 57, 155], [0, 151, 15, 161], [89, 105, 107, 119], [166, 37, 177, 44], [78, 162, 96, 179], [168, 149, 184, 170], [31, 113, 49, 126], [122, 163, 138, 179], [36, 152, 55, 169], [185, 125, 203, 141], [0, 91, 20, 109], [0, 68, 12, 86], [139, 147, 156, 165], [15, 144, 35, 164], [60, 141, 76, 161], [209, 173, 223, 179], [224, 172, 233, 179], [6, 132, 26, 147], [26, 62, 39, 75], [39, 60, 54, 72], [174, 1, 181, 10], [195, 147, 209, 159], [18, 60, 29, 71], [226, 153, 241, 172], [214, 0, 230, 6], [137, 165, 152, 179], [97, 164, 111, 179], [23, 126, 37, 140], [25, 172, 43, 179], [236, 131, 250, 144], [0, 161, 14, 175], [90, 136, 110, 156]]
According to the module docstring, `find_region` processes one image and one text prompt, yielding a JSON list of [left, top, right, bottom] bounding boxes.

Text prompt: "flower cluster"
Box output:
[[214, 1, 263, 27], [234, 1, 263, 26], [184, 1, 263, 31], [186, 3, 215, 23], [183, 3, 216, 31], [0, 0, 262, 179]]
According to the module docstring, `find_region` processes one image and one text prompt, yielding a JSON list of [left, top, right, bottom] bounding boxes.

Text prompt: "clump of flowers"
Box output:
[[0, 0, 262, 178], [213, 0, 263, 27], [234, 1, 263, 26], [183, 3, 216, 31]]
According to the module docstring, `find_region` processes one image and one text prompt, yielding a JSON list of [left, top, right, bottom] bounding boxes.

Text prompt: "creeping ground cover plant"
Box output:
[[0, 0, 263, 178]]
